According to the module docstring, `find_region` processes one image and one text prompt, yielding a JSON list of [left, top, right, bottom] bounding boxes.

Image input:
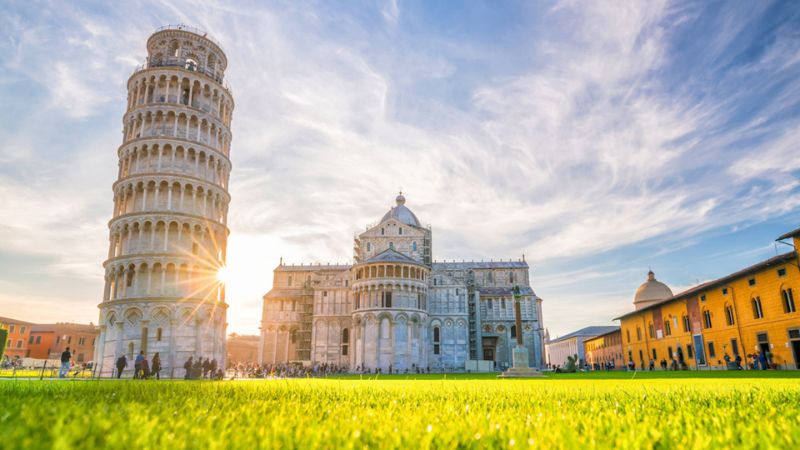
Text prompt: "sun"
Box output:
[[216, 266, 230, 284]]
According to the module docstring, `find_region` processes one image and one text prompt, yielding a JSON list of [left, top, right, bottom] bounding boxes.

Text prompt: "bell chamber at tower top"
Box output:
[[143, 25, 228, 85]]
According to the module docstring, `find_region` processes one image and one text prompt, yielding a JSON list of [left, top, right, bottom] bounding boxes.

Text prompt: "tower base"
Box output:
[[498, 345, 543, 378]]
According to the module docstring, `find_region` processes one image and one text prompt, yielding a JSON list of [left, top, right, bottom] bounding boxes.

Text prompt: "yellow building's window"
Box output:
[[725, 305, 735, 325], [703, 310, 712, 329], [783, 288, 796, 313], [752, 297, 764, 319]]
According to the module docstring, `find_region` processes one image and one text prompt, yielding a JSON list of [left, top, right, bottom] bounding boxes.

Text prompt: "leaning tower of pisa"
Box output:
[[95, 25, 234, 378]]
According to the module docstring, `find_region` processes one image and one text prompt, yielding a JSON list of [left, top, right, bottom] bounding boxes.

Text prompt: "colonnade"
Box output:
[[104, 260, 224, 303], [113, 178, 228, 224], [127, 71, 232, 126], [118, 142, 229, 188], [123, 107, 230, 155], [107, 218, 225, 261]]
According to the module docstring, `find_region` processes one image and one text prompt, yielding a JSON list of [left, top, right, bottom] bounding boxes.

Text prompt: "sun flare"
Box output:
[[216, 266, 230, 284]]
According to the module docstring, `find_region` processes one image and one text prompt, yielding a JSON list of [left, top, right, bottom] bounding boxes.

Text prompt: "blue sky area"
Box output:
[[1, 0, 799, 336]]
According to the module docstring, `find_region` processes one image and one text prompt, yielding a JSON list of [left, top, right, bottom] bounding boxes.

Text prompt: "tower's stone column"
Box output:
[[96, 25, 233, 378]]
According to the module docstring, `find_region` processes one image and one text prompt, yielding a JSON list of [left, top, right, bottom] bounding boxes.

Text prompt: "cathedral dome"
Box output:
[[381, 193, 420, 227], [634, 270, 673, 310]]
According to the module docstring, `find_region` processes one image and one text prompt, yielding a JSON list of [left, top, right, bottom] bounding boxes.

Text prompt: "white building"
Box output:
[[95, 25, 233, 377], [260, 194, 546, 372], [545, 326, 618, 368]]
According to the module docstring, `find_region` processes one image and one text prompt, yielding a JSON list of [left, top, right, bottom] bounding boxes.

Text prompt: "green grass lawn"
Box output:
[[2, 375, 799, 449]]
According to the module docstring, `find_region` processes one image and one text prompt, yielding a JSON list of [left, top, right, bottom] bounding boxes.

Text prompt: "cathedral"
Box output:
[[259, 194, 545, 372]]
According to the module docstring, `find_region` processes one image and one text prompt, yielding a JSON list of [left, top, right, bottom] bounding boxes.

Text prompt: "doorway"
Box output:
[[790, 329, 800, 369], [482, 337, 498, 365]]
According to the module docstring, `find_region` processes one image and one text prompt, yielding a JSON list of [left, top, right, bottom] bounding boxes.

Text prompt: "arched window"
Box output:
[[341, 328, 349, 356], [782, 288, 796, 313], [509, 272, 514, 283], [725, 305, 735, 325], [399, 227, 403, 235], [412, 241, 417, 251], [648, 323, 654, 339], [510, 325, 517, 338], [664, 320, 671, 336], [381, 228, 385, 235], [682, 315, 690, 332], [128, 342, 135, 359], [433, 326, 440, 355], [752, 297, 764, 319], [366, 242, 371, 252], [703, 310, 712, 328], [156, 328, 163, 341]]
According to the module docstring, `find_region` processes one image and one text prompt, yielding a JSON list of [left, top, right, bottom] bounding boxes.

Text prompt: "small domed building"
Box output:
[[633, 270, 673, 310], [260, 194, 546, 372]]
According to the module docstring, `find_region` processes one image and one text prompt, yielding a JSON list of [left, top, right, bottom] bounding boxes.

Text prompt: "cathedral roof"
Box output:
[[478, 287, 536, 297], [433, 261, 529, 270], [633, 270, 673, 310], [364, 247, 421, 265], [380, 193, 421, 227]]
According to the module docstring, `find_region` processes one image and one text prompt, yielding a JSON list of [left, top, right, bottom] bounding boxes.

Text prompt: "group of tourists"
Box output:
[[115, 351, 162, 379], [230, 362, 350, 379], [182, 356, 223, 380]]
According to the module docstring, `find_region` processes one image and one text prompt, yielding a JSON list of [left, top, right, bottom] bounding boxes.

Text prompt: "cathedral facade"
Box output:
[[259, 194, 545, 372]]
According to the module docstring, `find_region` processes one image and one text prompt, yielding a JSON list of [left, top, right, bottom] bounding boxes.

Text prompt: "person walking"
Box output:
[[151, 353, 161, 380], [202, 358, 211, 379], [141, 355, 150, 380], [134, 351, 145, 379], [193, 358, 202, 379], [184, 357, 194, 380], [59, 347, 72, 378], [115, 354, 127, 379], [210, 359, 217, 378]]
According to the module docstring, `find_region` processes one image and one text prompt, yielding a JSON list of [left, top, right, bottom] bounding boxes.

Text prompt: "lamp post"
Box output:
[[499, 285, 542, 377]]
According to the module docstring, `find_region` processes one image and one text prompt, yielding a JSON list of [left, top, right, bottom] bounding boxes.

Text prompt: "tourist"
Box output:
[[184, 357, 193, 380], [210, 359, 218, 378], [202, 358, 211, 378], [59, 347, 72, 378], [151, 353, 161, 380], [134, 351, 145, 379], [193, 357, 202, 379], [141, 355, 150, 380], [116, 354, 128, 379], [758, 351, 768, 370], [649, 359, 655, 371], [734, 354, 743, 370]]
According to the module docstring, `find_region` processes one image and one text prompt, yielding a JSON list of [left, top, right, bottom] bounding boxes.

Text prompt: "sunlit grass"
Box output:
[[1, 375, 799, 449]]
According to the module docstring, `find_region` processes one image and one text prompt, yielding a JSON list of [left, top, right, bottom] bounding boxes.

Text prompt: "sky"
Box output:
[[1, 0, 799, 338]]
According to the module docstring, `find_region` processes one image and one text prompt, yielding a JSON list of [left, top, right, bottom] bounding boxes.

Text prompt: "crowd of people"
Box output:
[[229, 362, 348, 379], [182, 356, 224, 380], [227, 362, 437, 378]]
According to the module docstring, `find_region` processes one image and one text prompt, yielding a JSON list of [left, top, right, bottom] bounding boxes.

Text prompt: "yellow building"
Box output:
[[615, 229, 800, 370], [583, 328, 624, 369]]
